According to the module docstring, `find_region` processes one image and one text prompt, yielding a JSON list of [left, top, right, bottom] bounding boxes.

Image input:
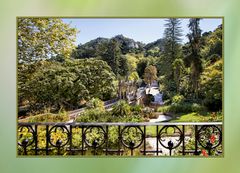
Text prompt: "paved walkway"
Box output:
[[146, 136, 191, 156], [149, 114, 172, 122]]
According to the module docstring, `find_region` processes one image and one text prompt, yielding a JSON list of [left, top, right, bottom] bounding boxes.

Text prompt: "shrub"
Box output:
[[172, 94, 185, 104], [27, 113, 69, 122], [119, 114, 144, 122], [77, 100, 145, 123], [76, 109, 112, 122], [112, 100, 131, 117], [191, 103, 206, 112], [130, 105, 142, 113], [200, 60, 222, 111], [157, 105, 171, 113], [163, 99, 171, 105], [157, 103, 206, 114], [76, 108, 143, 123], [86, 98, 105, 110], [142, 107, 156, 119], [203, 98, 222, 112]]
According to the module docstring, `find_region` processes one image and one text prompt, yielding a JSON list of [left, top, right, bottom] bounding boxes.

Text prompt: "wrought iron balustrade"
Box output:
[[17, 122, 223, 156]]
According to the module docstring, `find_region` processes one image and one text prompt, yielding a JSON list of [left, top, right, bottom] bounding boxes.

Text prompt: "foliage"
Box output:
[[191, 103, 205, 112], [22, 113, 69, 123], [136, 59, 148, 78], [128, 71, 139, 82], [184, 18, 203, 98], [164, 18, 183, 44], [118, 55, 130, 77], [172, 58, 185, 93], [18, 18, 78, 63], [68, 59, 117, 100], [144, 38, 165, 55], [71, 35, 145, 59], [112, 100, 131, 117], [156, 18, 183, 95], [72, 37, 108, 59], [17, 18, 223, 118], [157, 103, 206, 114], [200, 59, 222, 111], [130, 105, 142, 113], [126, 54, 139, 72], [136, 57, 157, 78], [163, 18, 183, 64], [172, 112, 222, 122], [143, 65, 158, 87], [96, 39, 129, 76], [76, 109, 112, 122], [158, 75, 176, 100], [86, 98, 105, 111], [18, 59, 116, 112], [142, 107, 158, 119], [172, 94, 185, 104], [76, 103, 144, 123], [145, 47, 161, 57], [201, 25, 222, 63]]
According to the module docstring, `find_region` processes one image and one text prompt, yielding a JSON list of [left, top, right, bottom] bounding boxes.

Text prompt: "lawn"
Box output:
[[171, 112, 223, 122]]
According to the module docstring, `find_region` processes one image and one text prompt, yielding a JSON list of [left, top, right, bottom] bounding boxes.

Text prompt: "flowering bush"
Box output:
[[201, 134, 216, 157]]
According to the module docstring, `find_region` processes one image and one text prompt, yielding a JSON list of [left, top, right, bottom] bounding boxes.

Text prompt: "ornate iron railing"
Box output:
[[17, 122, 223, 156]]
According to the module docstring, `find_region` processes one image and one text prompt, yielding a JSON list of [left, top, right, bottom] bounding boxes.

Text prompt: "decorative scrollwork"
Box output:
[[83, 126, 106, 148], [18, 125, 35, 147], [17, 122, 223, 156], [48, 125, 70, 148], [197, 125, 222, 150], [158, 125, 183, 151], [121, 126, 144, 149]]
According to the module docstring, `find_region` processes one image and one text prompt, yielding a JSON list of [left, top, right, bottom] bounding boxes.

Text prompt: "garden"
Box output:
[[17, 18, 223, 156]]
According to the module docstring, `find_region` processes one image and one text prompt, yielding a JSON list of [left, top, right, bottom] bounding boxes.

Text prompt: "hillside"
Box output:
[[72, 35, 146, 59]]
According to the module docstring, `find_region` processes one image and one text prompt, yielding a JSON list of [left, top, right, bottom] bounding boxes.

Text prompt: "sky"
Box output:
[[62, 18, 222, 45]]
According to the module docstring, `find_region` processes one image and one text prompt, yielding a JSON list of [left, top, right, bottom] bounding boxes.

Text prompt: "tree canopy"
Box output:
[[96, 39, 129, 76], [17, 18, 223, 115], [143, 65, 158, 87], [185, 18, 203, 98], [18, 18, 78, 63], [18, 59, 116, 112]]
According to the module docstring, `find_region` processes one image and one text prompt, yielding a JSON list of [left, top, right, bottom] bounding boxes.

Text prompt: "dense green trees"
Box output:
[[157, 18, 184, 95], [71, 37, 108, 59], [201, 24, 222, 63], [200, 59, 222, 110], [163, 18, 183, 63], [172, 58, 185, 93], [72, 35, 144, 59], [18, 18, 78, 63], [157, 18, 222, 111], [199, 25, 222, 110], [143, 65, 158, 88], [18, 18, 223, 116], [96, 39, 129, 76], [18, 59, 116, 112], [185, 18, 203, 99], [136, 57, 158, 78]]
